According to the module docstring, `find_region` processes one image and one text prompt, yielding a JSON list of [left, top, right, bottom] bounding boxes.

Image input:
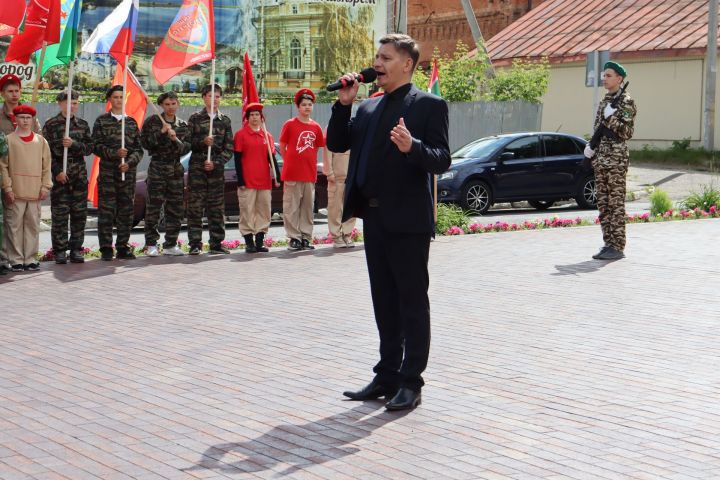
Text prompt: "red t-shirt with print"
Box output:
[[279, 117, 325, 182], [233, 125, 275, 190]]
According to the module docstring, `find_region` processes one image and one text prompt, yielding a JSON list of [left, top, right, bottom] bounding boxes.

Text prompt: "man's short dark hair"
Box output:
[[201, 83, 223, 97], [157, 91, 178, 105], [56, 89, 79, 102], [379, 34, 420, 70], [105, 85, 124, 100]]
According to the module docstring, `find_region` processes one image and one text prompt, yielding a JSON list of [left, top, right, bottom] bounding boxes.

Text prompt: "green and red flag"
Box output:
[[6, 0, 61, 64], [428, 58, 441, 97], [39, 0, 83, 75], [151, 0, 215, 85]]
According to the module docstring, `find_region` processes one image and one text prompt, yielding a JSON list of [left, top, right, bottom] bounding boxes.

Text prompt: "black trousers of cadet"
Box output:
[[362, 204, 431, 393]]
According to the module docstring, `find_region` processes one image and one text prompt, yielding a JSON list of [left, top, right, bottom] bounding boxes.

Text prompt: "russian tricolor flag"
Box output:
[[81, 0, 139, 67]]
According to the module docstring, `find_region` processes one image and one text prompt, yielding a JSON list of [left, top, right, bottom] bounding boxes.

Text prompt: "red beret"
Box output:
[[244, 102, 264, 112], [294, 88, 315, 106], [0, 74, 21, 91], [13, 105, 36, 117]]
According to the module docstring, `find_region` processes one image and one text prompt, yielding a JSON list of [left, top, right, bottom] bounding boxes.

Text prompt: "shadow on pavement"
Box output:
[[185, 404, 407, 476], [552, 259, 619, 276]]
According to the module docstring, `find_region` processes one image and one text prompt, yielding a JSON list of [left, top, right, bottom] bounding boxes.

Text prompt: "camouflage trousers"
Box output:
[[97, 166, 136, 251], [51, 163, 88, 253], [593, 158, 628, 251], [187, 163, 225, 248], [144, 161, 185, 248]]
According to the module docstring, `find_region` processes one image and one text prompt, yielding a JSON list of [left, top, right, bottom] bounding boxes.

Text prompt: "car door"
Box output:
[[541, 134, 583, 196], [223, 160, 239, 216], [492, 135, 542, 199]]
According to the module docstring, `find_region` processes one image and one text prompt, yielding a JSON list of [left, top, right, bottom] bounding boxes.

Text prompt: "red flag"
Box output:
[[151, 0, 215, 85], [5, 0, 61, 64], [0, 0, 27, 37], [88, 63, 148, 206], [242, 52, 259, 115]]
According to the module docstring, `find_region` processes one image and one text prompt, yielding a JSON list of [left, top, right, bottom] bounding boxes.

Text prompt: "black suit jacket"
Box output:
[[326, 85, 451, 234]]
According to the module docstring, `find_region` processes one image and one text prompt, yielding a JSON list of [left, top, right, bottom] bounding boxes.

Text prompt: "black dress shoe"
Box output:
[[55, 251, 67, 264], [343, 381, 397, 401], [385, 388, 422, 411], [592, 246, 609, 259]]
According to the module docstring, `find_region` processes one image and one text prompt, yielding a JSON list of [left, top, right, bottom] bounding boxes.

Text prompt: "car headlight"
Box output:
[[438, 170, 457, 181]]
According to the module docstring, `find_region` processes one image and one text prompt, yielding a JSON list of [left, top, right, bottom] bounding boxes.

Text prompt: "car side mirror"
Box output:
[[499, 151, 515, 161]]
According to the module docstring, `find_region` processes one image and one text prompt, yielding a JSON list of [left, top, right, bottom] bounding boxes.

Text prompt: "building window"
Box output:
[[290, 38, 302, 70], [269, 54, 278, 72], [292, 4, 298, 14], [313, 47, 321, 72]]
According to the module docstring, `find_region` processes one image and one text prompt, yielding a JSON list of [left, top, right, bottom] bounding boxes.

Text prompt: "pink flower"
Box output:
[[264, 236, 273, 247], [710, 205, 717, 214], [177, 239, 185, 246], [469, 223, 481, 233], [445, 226, 465, 235]]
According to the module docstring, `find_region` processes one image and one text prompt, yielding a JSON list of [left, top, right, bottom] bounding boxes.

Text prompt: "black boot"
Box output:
[[244, 234, 257, 253], [54, 251, 67, 264], [255, 233, 269, 252], [69, 250, 85, 263], [100, 247, 114, 261]]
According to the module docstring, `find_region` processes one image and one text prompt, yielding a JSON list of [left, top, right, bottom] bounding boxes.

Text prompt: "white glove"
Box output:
[[603, 103, 617, 119], [583, 145, 595, 158]]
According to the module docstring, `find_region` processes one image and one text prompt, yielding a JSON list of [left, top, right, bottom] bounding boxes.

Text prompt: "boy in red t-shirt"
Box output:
[[280, 89, 325, 250], [233, 103, 279, 253]]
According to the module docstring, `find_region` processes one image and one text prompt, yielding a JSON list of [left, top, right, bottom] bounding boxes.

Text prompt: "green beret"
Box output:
[[604, 61, 627, 78]]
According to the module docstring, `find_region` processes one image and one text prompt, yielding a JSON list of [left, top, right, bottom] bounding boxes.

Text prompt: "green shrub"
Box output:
[[680, 184, 720, 211], [649, 188, 673, 215], [671, 138, 692, 151], [435, 203, 470, 235]]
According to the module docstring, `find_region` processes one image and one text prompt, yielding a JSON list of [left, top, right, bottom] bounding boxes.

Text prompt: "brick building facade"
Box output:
[[408, 0, 545, 66]]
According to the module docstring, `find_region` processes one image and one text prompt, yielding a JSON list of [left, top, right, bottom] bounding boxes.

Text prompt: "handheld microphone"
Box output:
[[326, 68, 378, 92]]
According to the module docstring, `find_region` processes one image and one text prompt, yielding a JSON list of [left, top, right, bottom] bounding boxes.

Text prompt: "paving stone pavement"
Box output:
[[1, 219, 719, 480]]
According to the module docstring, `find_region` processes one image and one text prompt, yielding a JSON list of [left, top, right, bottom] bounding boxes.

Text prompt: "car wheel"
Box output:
[[460, 180, 492, 214], [528, 200, 555, 211], [575, 176, 597, 209]]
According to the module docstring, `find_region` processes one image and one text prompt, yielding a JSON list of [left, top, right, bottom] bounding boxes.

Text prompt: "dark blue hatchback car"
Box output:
[[437, 132, 597, 214]]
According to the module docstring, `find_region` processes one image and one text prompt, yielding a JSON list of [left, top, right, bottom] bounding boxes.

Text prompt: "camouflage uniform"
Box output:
[[186, 110, 233, 249], [592, 91, 637, 252], [42, 113, 93, 254], [91, 113, 143, 252], [140, 114, 191, 248]]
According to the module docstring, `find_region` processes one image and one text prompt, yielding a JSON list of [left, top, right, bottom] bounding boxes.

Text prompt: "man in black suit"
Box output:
[[326, 34, 451, 411]]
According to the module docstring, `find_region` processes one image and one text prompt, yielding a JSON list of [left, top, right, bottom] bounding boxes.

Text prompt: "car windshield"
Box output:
[[451, 137, 505, 163]]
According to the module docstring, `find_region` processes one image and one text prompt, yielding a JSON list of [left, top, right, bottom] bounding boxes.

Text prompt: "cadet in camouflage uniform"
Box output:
[[91, 85, 143, 261], [186, 84, 233, 255], [42, 90, 93, 264], [0, 131, 6, 275], [584, 61, 637, 261], [140, 91, 191, 257]]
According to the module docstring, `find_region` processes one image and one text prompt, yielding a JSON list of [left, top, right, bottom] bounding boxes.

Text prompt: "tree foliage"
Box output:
[[486, 57, 550, 104], [417, 40, 550, 104]]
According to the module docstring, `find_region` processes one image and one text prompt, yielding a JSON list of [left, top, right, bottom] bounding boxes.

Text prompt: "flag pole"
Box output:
[[61, 59, 76, 173], [120, 54, 128, 181], [31, 41, 48, 108], [206, 58, 216, 165], [261, 121, 279, 184]]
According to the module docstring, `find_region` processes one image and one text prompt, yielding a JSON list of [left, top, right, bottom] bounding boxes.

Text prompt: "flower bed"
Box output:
[[37, 228, 364, 262], [36, 208, 717, 262]]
